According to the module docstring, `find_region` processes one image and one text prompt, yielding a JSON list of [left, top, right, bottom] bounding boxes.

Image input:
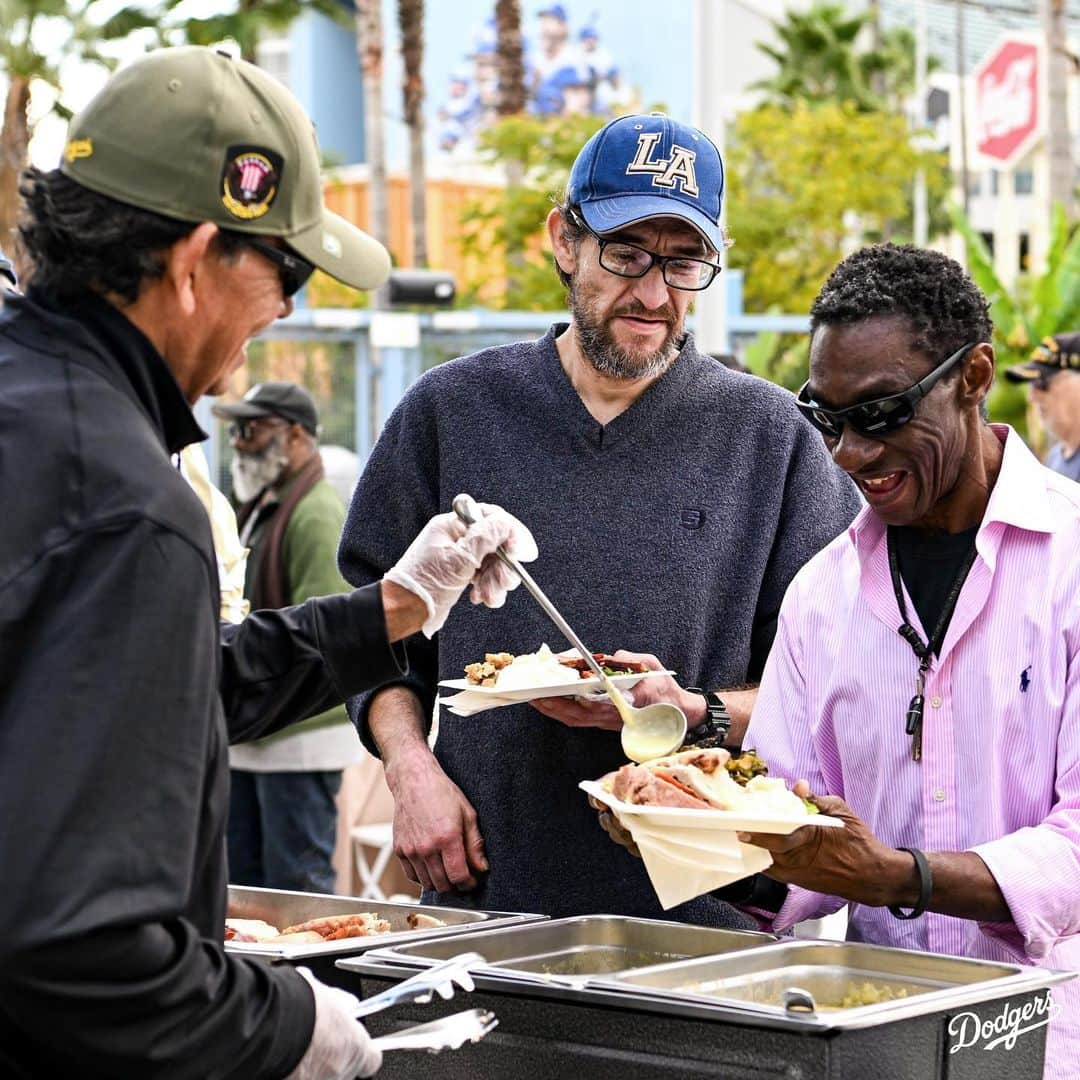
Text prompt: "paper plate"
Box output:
[[439, 669, 674, 703], [580, 780, 846, 835]]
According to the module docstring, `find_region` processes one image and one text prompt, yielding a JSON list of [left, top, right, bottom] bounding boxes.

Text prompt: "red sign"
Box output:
[[974, 38, 1041, 166]]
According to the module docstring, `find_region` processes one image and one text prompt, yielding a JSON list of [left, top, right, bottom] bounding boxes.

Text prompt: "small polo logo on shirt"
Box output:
[[680, 508, 706, 530], [1020, 665, 1032, 693]]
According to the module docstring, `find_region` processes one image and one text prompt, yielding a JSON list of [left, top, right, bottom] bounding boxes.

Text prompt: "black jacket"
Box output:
[[0, 292, 406, 1078]]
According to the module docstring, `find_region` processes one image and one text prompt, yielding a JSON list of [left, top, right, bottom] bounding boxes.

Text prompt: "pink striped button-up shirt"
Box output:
[[745, 426, 1080, 1078]]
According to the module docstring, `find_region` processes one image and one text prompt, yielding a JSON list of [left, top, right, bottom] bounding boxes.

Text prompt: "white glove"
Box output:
[[384, 501, 538, 637], [287, 968, 382, 1080]]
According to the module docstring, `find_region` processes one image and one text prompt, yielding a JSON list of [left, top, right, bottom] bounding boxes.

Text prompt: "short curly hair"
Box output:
[[809, 243, 993, 359]]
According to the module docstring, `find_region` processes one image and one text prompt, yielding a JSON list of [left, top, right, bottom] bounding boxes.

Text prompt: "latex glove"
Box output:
[[384, 501, 537, 637], [287, 968, 382, 1080]]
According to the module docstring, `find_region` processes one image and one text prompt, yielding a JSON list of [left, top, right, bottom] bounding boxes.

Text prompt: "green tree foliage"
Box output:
[[951, 203, 1080, 438], [0, 1, 165, 253], [162, 0, 347, 64], [754, 2, 878, 111], [0, 0, 343, 254], [456, 111, 606, 310], [726, 101, 949, 316], [740, 319, 810, 393], [754, 3, 937, 114]]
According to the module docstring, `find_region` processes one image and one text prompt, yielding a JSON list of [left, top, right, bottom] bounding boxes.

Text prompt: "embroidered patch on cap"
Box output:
[[221, 145, 283, 220], [625, 133, 700, 196], [64, 138, 94, 163]]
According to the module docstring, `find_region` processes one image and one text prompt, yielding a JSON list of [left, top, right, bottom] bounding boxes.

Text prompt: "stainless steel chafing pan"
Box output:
[[225, 885, 543, 961], [604, 939, 1034, 1022], [360, 913, 778, 987]]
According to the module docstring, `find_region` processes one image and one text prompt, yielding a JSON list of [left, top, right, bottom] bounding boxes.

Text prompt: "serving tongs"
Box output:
[[351, 952, 483, 1019], [452, 493, 688, 762], [371, 1007, 499, 1054]]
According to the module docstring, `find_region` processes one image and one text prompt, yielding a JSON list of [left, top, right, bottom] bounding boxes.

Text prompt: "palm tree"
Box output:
[[167, 0, 346, 65], [355, 0, 389, 306], [952, 202, 1080, 438], [495, 0, 526, 117], [1041, 0, 1073, 218], [397, 0, 427, 268], [754, 2, 881, 112], [863, 25, 939, 115], [0, 0, 349, 261], [0, 1, 168, 259]]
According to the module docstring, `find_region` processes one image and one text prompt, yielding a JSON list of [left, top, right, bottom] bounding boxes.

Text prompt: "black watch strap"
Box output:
[[684, 687, 731, 748]]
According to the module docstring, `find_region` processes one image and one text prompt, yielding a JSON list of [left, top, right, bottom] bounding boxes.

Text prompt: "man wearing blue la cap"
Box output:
[[339, 114, 860, 923]]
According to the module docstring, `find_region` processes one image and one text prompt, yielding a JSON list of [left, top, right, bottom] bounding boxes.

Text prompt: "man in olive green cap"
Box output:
[[0, 46, 537, 1080]]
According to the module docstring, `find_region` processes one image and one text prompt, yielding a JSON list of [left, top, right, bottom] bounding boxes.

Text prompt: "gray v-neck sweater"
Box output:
[[340, 326, 861, 923]]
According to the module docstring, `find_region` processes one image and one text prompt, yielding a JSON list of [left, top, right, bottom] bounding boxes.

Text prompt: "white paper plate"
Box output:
[[438, 668, 674, 703], [579, 779, 846, 835]]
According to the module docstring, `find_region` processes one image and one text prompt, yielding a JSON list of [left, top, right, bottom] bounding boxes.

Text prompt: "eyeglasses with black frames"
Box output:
[[227, 234, 316, 298], [227, 417, 290, 442], [567, 208, 721, 292], [796, 342, 978, 439]]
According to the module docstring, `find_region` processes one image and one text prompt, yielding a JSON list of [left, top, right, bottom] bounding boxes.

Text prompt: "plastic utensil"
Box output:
[[452, 494, 687, 762], [351, 952, 482, 1019], [370, 1008, 499, 1053]]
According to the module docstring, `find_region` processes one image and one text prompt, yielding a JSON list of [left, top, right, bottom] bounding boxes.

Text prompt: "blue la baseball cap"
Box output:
[[566, 113, 724, 251]]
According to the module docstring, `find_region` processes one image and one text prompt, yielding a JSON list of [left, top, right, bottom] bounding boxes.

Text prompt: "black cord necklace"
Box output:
[[886, 529, 978, 762]]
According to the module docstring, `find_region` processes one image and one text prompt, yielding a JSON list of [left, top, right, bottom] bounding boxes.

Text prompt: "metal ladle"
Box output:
[[452, 494, 687, 763]]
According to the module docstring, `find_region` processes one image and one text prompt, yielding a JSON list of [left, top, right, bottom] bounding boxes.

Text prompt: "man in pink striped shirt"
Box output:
[[741, 244, 1079, 1078]]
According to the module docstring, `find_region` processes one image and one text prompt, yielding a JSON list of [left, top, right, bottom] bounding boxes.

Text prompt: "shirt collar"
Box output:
[[845, 424, 1055, 562], [24, 287, 206, 455]]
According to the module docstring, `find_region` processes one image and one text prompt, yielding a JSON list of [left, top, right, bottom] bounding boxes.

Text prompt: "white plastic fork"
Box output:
[[371, 1008, 499, 1054], [351, 952, 483, 1019]]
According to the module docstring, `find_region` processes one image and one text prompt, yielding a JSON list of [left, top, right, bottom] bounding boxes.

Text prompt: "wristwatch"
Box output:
[[683, 687, 731, 748]]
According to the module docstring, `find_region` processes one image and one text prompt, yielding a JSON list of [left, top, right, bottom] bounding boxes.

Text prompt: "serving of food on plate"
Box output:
[[463, 644, 649, 689], [602, 747, 818, 818], [439, 645, 672, 711], [224, 911, 445, 945], [580, 749, 843, 908]]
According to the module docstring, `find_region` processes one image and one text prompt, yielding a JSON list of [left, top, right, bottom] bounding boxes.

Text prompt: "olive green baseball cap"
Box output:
[[59, 46, 390, 291]]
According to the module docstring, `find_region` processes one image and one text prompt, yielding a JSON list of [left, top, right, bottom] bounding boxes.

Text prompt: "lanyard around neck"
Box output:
[[886, 528, 978, 761]]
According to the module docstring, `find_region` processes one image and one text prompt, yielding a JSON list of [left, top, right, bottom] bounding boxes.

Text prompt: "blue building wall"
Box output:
[[289, 10, 366, 167], [286, 0, 694, 169]]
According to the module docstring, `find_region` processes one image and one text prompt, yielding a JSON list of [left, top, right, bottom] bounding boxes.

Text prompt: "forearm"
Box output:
[[381, 578, 429, 642], [719, 686, 758, 749], [684, 685, 758, 749], [888, 849, 1011, 922], [818, 847, 1011, 922], [222, 585, 407, 742], [370, 685, 440, 790]]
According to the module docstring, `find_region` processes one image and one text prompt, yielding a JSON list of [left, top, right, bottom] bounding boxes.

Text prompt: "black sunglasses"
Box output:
[[230, 235, 315, 297], [227, 416, 290, 441], [567, 208, 721, 292], [796, 342, 978, 439]]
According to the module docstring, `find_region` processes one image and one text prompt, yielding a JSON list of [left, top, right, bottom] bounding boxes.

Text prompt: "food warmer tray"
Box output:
[[225, 885, 543, 983], [358, 913, 778, 987], [338, 925, 1072, 1080]]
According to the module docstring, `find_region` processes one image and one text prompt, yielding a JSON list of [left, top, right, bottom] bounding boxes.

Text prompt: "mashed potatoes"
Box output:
[[492, 644, 575, 691]]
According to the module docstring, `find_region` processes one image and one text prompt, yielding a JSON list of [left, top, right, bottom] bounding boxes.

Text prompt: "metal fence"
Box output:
[[202, 275, 810, 488]]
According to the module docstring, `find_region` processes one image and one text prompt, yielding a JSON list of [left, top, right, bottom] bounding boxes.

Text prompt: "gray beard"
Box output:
[[230, 437, 289, 503], [569, 279, 683, 380]]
